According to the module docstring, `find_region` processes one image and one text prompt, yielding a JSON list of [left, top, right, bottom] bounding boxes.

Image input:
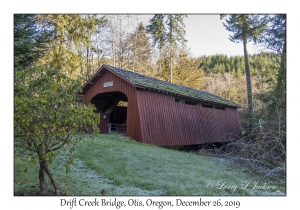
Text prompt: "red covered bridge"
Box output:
[[81, 64, 242, 146]]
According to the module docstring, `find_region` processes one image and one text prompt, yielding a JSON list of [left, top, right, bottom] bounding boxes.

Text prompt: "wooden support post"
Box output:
[[105, 100, 120, 114]]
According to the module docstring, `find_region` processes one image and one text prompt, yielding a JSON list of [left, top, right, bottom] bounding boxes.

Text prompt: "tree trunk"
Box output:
[[119, 16, 122, 68], [169, 16, 173, 83], [280, 33, 286, 82], [277, 33, 286, 106], [39, 162, 47, 194], [169, 45, 172, 83], [39, 157, 60, 195], [133, 23, 138, 72], [242, 30, 254, 116], [44, 161, 60, 195], [86, 47, 90, 77]]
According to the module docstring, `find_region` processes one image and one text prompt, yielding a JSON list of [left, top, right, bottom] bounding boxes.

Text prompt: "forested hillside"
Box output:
[[197, 52, 280, 113]]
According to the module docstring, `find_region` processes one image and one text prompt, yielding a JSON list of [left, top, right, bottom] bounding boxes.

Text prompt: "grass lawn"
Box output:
[[14, 134, 286, 196]]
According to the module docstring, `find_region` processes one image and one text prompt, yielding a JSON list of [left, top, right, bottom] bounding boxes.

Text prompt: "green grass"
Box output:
[[14, 134, 286, 196]]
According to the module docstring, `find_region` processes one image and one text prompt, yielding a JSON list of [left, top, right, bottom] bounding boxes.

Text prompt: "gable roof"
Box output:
[[82, 64, 240, 108]]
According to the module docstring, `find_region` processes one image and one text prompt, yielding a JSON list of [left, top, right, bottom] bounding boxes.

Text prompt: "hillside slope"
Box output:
[[14, 134, 285, 196]]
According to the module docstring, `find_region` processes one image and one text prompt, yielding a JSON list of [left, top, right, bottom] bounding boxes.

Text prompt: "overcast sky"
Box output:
[[139, 14, 263, 57]]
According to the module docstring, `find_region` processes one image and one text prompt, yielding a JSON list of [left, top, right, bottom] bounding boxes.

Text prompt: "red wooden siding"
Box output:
[[98, 112, 109, 133], [83, 67, 242, 146], [136, 89, 242, 146], [83, 70, 142, 141]]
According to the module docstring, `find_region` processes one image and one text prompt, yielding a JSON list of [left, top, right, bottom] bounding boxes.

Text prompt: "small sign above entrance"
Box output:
[[104, 81, 113, 87]]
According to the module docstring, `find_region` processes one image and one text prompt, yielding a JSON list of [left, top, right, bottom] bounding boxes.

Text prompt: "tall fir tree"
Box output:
[[147, 14, 187, 83], [129, 22, 152, 74], [37, 14, 106, 80], [221, 14, 267, 116], [14, 14, 52, 70], [146, 15, 166, 50]]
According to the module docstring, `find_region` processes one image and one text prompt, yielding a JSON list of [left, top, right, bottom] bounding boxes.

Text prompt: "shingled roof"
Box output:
[[83, 64, 240, 108]]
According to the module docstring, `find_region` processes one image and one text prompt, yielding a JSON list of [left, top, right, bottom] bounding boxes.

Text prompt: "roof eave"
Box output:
[[145, 87, 240, 108], [81, 65, 145, 94], [82, 65, 241, 108]]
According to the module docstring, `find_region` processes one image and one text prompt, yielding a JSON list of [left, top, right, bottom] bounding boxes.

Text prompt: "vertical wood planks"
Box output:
[[83, 67, 242, 146], [136, 89, 242, 146]]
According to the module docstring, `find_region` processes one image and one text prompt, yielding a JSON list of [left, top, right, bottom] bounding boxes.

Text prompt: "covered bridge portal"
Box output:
[[81, 65, 242, 146]]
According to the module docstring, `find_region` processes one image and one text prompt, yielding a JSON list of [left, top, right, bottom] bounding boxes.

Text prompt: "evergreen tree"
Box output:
[[255, 15, 286, 54], [225, 62, 231, 72], [147, 14, 187, 83], [233, 68, 242, 79], [37, 14, 106, 79], [155, 48, 171, 81], [14, 14, 52, 70], [129, 22, 152, 74], [255, 15, 286, 114], [173, 45, 204, 88], [221, 14, 267, 116], [146, 15, 166, 50]]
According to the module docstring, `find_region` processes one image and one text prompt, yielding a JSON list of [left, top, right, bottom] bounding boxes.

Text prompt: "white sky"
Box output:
[[185, 15, 259, 57], [138, 14, 261, 57]]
